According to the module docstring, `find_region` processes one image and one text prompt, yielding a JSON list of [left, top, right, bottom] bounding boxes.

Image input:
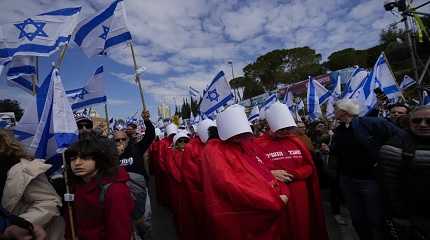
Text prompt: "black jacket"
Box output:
[[119, 120, 155, 181]]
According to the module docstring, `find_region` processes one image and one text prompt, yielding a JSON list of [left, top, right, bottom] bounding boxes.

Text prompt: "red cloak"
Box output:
[[201, 137, 288, 240], [155, 137, 173, 207], [257, 133, 328, 240], [181, 137, 206, 240]]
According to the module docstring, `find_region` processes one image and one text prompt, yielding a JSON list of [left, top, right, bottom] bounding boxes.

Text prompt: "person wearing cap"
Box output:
[[180, 119, 218, 240], [256, 102, 328, 240], [331, 99, 404, 240], [154, 123, 178, 207], [165, 131, 190, 239], [200, 104, 289, 240], [113, 110, 155, 240]]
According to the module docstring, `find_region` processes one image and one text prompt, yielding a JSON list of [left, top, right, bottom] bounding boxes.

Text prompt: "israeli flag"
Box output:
[[325, 95, 336, 119], [423, 90, 430, 105], [73, 0, 132, 57], [333, 74, 342, 97], [248, 105, 260, 123], [372, 52, 402, 99], [343, 67, 368, 98], [399, 75, 416, 90], [5, 56, 37, 94], [348, 71, 378, 116], [262, 93, 277, 110], [307, 78, 323, 121], [200, 71, 234, 116], [189, 86, 200, 99], [283, 90, 294, 109], [66, 66, 107, 110], [313, 79, 331, 104], [0, 7, 81, 64], [14, 68, 78, 173]]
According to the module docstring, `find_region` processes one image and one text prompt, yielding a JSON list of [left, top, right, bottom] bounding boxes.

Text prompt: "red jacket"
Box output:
[[256, 134, 328, 240], [201, 138, 288, 240], [68, 167, 134, 240]]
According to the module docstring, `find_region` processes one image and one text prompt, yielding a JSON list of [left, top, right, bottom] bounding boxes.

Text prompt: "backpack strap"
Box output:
[[98, 183, 112, 206]]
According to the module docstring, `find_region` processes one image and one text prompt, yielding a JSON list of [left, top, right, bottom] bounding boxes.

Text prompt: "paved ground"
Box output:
[[149, 178, 359, 240]]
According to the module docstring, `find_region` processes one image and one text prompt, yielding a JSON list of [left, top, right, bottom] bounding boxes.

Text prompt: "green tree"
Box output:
[[0, 99, 23, 121]]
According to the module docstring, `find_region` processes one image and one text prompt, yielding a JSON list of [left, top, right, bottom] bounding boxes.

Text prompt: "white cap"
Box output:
[[173, 131, 190, 145], [266, 102, 297, 132], [197, 119, 217, 143], [155, 128, 162, 138], [216, 104, 253, 141], [166, 123, 178, 136]]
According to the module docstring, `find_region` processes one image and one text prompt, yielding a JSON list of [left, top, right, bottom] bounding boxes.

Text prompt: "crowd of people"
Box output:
[[0, 98, 429, 240]]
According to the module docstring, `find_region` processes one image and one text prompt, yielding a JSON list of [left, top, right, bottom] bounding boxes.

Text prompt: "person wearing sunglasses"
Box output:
[[74, 113, 94, 135], [113, 110, 155, 240], [380, 105, 430, 239]]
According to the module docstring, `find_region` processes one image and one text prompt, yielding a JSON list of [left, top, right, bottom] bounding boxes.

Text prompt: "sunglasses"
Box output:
[[115, 138, 127, 143], [411, 118, 430, 125]]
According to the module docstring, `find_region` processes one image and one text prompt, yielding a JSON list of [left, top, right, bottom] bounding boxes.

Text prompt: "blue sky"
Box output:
[[1, 0, 427, 120]]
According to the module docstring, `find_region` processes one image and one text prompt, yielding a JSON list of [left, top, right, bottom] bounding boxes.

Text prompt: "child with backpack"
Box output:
[[64, 132, 134, 240]]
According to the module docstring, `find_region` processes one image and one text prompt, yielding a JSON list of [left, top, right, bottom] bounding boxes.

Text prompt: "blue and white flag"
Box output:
[[262, 93, 277, 110], [348, 71, 378, 116], [189, 86, 200, 99], [333, 74, 342, 98], [66, 66, 107, 110], [423, 90, 430, 105], [325, 95, 336, 119], [399, 75, 416, 90], [0, 7, 81, 64], [6, 56, 37, 94], [73, 0, 131, 57], [372, 52, 402, 100], [283, 90, 294, 109], [343, 67, 368, 98], [200, 71, 234, 116], [14, 68, 78, 173], [306, 78, 322, 121], [313, 79, 331, 104], [248, 105, 260, 123]]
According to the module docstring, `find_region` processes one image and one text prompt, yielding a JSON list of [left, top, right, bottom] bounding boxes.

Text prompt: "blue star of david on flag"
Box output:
[[15, 18, 48, 41], [99, 26, 110, 40], [207, 89, 220, 102], [70, 89, 89, 100]]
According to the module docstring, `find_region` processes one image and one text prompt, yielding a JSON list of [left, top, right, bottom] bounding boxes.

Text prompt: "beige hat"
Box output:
[[166, 123, 178, 136], [216, 104, 252, 141], [197, 119, 216, 143], [266, 102, 297, 132]]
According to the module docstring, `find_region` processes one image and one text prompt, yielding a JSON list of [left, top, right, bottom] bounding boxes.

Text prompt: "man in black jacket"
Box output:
[[114, 110, 155, 240], [380, 105, 430, 239], [331, 99, 404, 240]]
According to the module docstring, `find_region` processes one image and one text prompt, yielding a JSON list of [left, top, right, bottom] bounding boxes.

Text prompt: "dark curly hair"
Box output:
[[65, 131, 118, 183]]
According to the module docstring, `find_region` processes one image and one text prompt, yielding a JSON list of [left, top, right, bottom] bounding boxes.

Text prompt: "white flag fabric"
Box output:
[[14, 68, 78, 173], [0, 7, 81, 64], [333, 74, 342, 97], [348, 72, 378, 116], [66, 65, 107, 110], [372, 52, 402, 100], [325, 95, 336, 119], [248, 105, 260, 123], [306, 78, 322, 121], [313, 79, 331, 104], [6, 56, 37, 94], [283, 90, 294, 109], [262, 93, 277, 110], [200, 71, 234, 116], [343, 67, 368, 98], [189, 86, 200, 100], [73, 0, 131, 57], [399, 75, 416, 90]]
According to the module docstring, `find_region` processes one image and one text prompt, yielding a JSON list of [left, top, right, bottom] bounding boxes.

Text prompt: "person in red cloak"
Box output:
[[164, 131, 190, 240], [257, 102, 328, 240], [155, 123, 177, 207], [201, 105, 290, 240], [181, 119, 218, 240]]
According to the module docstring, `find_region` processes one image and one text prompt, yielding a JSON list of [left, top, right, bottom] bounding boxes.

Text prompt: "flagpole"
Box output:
[[129, 42, 146, 111], [31, 57, 39, 96], [104, 103, 110, 136], [55, 44, 69, 70], [62, 151, 77, 240]]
